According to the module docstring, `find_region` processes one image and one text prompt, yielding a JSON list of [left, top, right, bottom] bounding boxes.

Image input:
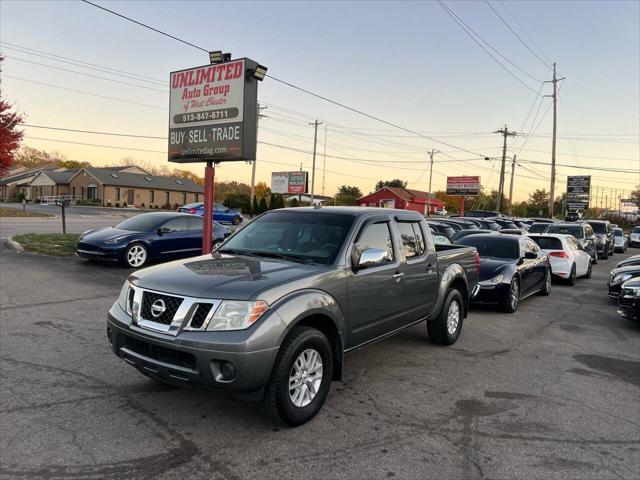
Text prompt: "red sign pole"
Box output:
[[202, 161, 215, 254], [460, 196, 465, 217]]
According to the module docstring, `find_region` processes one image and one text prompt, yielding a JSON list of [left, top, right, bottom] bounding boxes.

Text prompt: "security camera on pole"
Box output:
[[168, 51, 267, 254]]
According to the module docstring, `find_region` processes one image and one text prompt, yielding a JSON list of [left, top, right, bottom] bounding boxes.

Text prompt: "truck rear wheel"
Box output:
[[259, 326, 333, 427], [427, 289, 464, 346]]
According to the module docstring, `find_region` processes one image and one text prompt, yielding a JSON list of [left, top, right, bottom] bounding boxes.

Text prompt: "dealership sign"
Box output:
[[566, 175, 591, 210], [168, 58, 259, 163], [446, 176, 481, 196], [271, 171, 308, 194]]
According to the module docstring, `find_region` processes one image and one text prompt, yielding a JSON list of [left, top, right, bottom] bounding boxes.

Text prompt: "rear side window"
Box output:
[[188, 216, 203, 230], [162, 217, 189, 232], [530, 236, 563, 250], [356, 222, 394, 263], [397, 221, 426, 258]]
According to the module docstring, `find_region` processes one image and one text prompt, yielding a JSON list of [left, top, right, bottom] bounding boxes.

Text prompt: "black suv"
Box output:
[[586, 220, 614, 260], [546, 222, 598, 263]]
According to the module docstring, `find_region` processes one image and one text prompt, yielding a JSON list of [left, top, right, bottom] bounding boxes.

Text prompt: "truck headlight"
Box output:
[[117, 281, 132, 313], [206, 300, 269, 331], [479, 274, 504, 286]]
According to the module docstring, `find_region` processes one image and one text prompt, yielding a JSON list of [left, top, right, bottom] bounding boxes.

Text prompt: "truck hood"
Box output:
[[129, 253, 325, 300]]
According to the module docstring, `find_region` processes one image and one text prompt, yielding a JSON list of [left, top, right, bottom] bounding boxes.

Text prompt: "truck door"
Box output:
[[346, 218, 404, 347], [394, 219, 438, 322]]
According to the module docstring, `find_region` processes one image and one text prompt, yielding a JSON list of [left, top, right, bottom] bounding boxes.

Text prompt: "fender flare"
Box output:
[[431, 263, 469, 320]]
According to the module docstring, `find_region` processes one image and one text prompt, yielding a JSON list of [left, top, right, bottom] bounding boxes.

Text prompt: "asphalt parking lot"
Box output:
[[0, 246, 639, 479]]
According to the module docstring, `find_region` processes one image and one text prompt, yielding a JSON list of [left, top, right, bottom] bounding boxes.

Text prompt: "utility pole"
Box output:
[[427, 149, 439, 216], [322, 124, 327, 197], [544, 62, 564, 218], [494, 125, 519, 213], [249, 103, 267, 216], [309, 119, 322, 205], [508, 154, 517, 216]]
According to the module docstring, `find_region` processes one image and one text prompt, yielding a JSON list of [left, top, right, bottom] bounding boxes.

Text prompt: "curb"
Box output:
[[6, 236, 24, 253]]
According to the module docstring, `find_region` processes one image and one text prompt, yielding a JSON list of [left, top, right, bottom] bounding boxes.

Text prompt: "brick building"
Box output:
[[357, 187, 444, 214]]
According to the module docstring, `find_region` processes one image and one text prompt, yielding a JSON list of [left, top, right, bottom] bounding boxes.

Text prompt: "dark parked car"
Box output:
[[586, 220, 614, 259], [499, 229, 524, 235], [107, 207, 479, 425], [527, 222, 550, 234], [464, 210, 501, 218], [452, 229, 495, 242], [426, 220, 456, 240], [565, 211, 582, 222], [529, 218, 557, 224], [490, 218, 520, 230], [439, 218, 480, 231], [618, 278, 640, 322], [76, 212, 230, 268], [607, 265, 640, 299], [546, 222, 598, 263], [457, 234, 551, 313], [616, 254, 640, 269], [460, 218, 502, 231], [178, 202, 243, 225]]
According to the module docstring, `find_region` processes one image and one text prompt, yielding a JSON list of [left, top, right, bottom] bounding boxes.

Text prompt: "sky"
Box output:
[[1, 0, 639, 205]]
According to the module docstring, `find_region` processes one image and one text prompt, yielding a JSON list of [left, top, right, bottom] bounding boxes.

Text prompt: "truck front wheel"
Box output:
[[427, 289, 464, 346], [259, 326, 333, 427]]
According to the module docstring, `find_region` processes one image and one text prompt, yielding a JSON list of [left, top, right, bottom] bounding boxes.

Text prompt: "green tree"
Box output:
[[252, 195, 259, 215], [223, 192, 251, 213], [290, 197, 300, 207], [335, 185, 362, 206], [258, 196, 268, 213], [527, 189, 550, 217], [630, 185, 640, 206], [374, 179, 407, 191]]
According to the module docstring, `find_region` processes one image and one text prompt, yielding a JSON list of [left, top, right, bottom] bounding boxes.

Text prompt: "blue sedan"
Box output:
[[178, 202, 244, 225], [76, 212, 230, 268], [457, 234, 551, 313]]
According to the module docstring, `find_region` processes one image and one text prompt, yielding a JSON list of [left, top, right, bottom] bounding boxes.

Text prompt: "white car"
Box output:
[[433, 208, 448, 216], [528, 233, 592, 285], [613, 228, 628, 253], [630, 226, 640, 248]]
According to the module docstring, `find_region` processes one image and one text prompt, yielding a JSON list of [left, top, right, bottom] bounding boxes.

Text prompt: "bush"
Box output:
[[107, 201, 112, 207], [173, 203, 180, 210], [123, 202, 128, 208], [258, 196, 268, 214], [290, 198, 300, 207], [223, 192, 251, 214], [115, 202, 120, 208], [140, 202, 145, 208], [35, 199, 41, 204]]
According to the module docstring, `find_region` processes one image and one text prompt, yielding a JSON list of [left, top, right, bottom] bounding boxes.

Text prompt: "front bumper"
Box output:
[[76, 241, 123, 261], [617, 295, 640, 322], [107, 304, 280, 395], [471, 282, 510, 306], [608, 282, 623, 299]]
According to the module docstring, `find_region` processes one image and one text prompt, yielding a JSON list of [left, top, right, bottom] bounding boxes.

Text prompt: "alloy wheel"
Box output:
[[510, 282, 519, 310], [127, 245, 147, 267], [289, 348, 323, 408], [446, 300, 460, 335]]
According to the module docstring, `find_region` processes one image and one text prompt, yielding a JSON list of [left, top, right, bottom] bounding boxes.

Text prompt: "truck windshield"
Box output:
[[457, 235, 519, 259], [221, 211, 354, 264]]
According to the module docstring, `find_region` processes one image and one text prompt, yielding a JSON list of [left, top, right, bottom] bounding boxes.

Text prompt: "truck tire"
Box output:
[[427, 289, 464, 346], [259, 326, 333, 427]]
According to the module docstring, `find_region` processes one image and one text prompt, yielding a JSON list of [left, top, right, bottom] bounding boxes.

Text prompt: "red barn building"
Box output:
[[357, 187, 444, 214]]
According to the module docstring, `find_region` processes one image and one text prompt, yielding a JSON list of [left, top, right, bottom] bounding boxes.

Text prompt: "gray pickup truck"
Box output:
[[107, 207, 479, 426]]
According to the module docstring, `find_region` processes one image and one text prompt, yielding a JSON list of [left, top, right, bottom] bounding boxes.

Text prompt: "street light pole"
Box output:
[[427, 149, 438, 216], [309, 119, 322, 205]]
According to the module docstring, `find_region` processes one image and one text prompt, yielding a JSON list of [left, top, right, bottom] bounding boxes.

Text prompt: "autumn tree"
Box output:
[[0, 54, 24, 175], [254, 181, 270, 199]]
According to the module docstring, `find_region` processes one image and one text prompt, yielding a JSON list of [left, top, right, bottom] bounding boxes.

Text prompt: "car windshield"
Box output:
[[588, 222, 607, 234], [457, 235, 519, 259], [530, 236, 563, 250], [220, 211, 354, 264], [528, 223, 548, 233], [115, 214, 165, 232], [547, 225, 584, 238], [613, 229, 623, 237]]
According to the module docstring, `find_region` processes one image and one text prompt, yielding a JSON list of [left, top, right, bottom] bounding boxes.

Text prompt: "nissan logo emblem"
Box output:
[[150, 299, 166, 318]]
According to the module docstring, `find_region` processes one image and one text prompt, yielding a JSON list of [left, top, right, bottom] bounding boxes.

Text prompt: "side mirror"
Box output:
[[355, 248, 389, 269], [156, 228, 163, 236], [524, 251, 537, 260]]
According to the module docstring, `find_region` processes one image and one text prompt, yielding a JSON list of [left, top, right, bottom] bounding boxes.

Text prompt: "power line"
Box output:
[[4, 75, 166, 110], [437, 0, 543, 94], [499, 1, 554, 66], [24, 136, 166, 154], [484, 1, 553, 69], [79, 0, 492, 160], [4, 55, 168, 93], [80, 0, 208, 53], [22, 124, 166, 139]]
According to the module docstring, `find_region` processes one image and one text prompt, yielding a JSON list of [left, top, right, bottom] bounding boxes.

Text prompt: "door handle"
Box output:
[[392, 272, 405, 282]]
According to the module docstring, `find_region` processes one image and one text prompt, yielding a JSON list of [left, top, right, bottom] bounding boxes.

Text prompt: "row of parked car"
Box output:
[[424, 212, 640, 321]]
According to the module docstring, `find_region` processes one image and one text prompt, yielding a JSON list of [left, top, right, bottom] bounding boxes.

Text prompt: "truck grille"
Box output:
[[123, 335, 196, 369], [140, 291, 183, 325], [189, 303, 214, 329]]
